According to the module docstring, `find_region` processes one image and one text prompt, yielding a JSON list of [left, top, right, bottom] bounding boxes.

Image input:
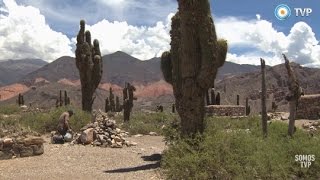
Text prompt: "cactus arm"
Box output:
[[161, 51, 173, 84]]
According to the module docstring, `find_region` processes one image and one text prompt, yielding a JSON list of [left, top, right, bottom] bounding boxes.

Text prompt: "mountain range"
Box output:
[[0, 59, 47, 86], [0, 51, 319, 113]]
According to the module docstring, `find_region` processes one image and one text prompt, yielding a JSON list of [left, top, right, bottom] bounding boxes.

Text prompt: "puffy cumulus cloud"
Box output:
[[215, 16, 320, 67], [72, 13, 174, 60], [0, 0, 73, 62]]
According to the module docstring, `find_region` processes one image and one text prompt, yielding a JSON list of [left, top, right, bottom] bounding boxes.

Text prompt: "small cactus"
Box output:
[[210, 88, 216, 105], [172, 103, 175, 113], [245, 97, 251, 116], [115, 96, 120, 112], [105, 98, 110, 113], [109, 87, 115, 112], [123, 82, 136, 122], [216, 92, 221, 105], [236, 94, 240, 105]]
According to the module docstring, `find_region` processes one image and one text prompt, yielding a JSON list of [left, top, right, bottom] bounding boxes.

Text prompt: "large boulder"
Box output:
[[79, 128, 94, 145]]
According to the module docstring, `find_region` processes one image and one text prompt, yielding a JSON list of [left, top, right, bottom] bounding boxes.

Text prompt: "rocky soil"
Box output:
[[0, 135, 165, 180]]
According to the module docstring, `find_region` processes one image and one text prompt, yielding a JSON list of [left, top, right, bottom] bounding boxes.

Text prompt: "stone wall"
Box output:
[[206, 105, 246, 116], [0, 137, 44, 160], [296, 94, 320, 120]]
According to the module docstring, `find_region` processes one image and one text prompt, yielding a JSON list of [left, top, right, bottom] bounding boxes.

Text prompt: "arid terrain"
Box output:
[[0, 135, 165, 180]]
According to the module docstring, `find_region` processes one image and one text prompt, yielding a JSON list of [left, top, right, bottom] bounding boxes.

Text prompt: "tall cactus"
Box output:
[[75, 20, 103, 112], [160, 0, 227, 136], [261, 58, 267, 137], [283, 54, 302, 137], [123, 82, 136, 122]]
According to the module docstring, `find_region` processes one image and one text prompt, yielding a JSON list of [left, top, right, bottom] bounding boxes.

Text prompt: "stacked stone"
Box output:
[[0, 137, 44, 160], [206, 105, 246, 116], [296, 94, 320, 120], [72, 111, 133, 148], [302, 121, 320, 132]]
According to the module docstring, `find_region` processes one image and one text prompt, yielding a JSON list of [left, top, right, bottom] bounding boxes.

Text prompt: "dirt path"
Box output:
[[0, 135, 166, 180]]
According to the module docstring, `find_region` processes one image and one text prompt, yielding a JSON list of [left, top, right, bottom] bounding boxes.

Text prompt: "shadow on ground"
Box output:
[[104, 153, 162, 173]]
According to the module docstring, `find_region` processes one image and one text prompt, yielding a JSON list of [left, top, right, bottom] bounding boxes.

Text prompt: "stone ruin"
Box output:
[[206, 105, 246, 117], [66, 110, 136, 148], [0, 137, 44, 160], [296, 94, 320, 120]]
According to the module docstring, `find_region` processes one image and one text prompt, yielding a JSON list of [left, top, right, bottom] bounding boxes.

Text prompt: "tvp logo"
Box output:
[[275, 4, 291, 20], [275, 4, 313, 20]]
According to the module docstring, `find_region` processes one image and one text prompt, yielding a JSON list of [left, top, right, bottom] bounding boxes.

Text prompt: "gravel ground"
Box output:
[[0, 135, 166, 180]]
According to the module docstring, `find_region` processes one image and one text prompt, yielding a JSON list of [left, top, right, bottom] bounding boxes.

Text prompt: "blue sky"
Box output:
[[0, 0, 319, 67]]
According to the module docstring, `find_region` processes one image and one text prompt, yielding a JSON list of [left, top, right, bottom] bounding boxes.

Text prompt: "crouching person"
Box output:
[[52, 110, 74, 144]]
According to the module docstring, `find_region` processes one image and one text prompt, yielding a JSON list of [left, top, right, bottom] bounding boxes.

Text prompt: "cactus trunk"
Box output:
[[59, 90, 62, 107], [172, 103, 175, 113], [210, 88, 216, 105], [245, 97, 250, 116], [283, 54, 302, 137], [160, 0, 227, 137], [261, 58, 267, 137], [105, 98, 110, 113], [64, 91, 68, 106], [236, 94, 240, 105]]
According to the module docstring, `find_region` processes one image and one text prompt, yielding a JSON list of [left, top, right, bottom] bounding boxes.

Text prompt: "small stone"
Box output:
[[20, 146, 34, 157], [280, 113, 289, 120], [149, 132, 158, 136], [3, 138, 13, 144], [93, 141, 102, 146], [312, 121, 320, 127], [134, 134, 143, 137], [309, 126, 317, 131], [100, 139, 107, 144], [111, 135, 116, 139], [126, 141, 138, 147], [115, 128, 121, 134], [303, 123, 311, 129], [114, 136, 122, 142]]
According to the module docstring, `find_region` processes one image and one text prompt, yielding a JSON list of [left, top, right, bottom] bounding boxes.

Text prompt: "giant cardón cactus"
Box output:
[[161, 0, 228, 136], [75, 20, 103, 112], [283, 54, 302, 137]]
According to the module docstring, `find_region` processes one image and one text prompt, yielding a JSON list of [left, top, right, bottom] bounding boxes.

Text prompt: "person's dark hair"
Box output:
[[68, 110, 74, 116]]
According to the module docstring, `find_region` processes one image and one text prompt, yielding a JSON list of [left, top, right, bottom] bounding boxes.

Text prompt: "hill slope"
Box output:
[[22, 51, 260, 86], [0, 59, 47, 86]]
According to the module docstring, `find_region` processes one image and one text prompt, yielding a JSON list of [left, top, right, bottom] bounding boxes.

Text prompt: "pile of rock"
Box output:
[[71, 110, 133, 148], [302, 121, 320, 132], [0, 136, 44, 160]]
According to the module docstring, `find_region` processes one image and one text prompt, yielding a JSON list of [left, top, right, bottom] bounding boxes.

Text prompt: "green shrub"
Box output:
[[115, 112, 177, 135], [0, 104, 21, 115], [162, 116, 320, 179], [20, 106, 91, 133]]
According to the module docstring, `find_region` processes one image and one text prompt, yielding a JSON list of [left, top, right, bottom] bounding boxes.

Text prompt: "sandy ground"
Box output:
[[0, 136, 166, 180]]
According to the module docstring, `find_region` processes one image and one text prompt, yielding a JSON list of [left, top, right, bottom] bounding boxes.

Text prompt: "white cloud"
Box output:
[[215, 17, 320, 67], [72, 13, 174, 60], [0, 0, 73, 62]]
